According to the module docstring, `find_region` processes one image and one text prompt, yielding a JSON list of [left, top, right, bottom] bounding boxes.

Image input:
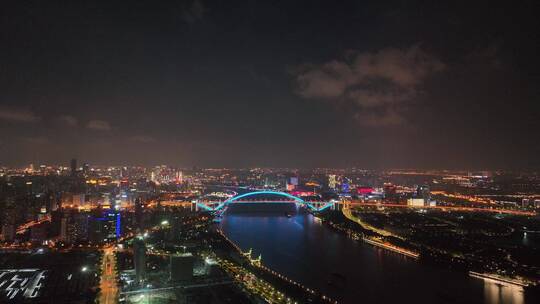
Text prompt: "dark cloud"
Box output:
[[86, 120, 111, 131], [21, 136, 49, 145], [58, 115, 78, 127], [466, 43, 504, 69], [0, 1, 538, 169], [181, 0, 206, 24], [353, 109, 405, 127], [0, 108, 40, 123], [295, 45, 445, 126], [129, 135, 156, 143]]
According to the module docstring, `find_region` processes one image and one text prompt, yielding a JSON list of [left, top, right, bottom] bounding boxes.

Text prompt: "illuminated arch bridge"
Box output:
[[195, 190, 335, 212]]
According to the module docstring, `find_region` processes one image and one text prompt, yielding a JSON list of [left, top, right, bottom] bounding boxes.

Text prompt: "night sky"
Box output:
[[1, 1, 539, 169]]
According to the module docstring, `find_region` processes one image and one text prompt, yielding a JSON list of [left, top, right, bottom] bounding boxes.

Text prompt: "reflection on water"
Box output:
[[483, 281, 524, 304], [219, 205, 538, 304], [522, 232, 529, 246]]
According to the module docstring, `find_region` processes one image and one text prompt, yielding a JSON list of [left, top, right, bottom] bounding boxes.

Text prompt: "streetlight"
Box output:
[[81, 266, 88, 272], [161, 220, 169, 226]]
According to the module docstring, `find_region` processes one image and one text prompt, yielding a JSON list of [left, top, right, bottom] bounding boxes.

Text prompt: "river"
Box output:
[[219, 204, 537, 304]]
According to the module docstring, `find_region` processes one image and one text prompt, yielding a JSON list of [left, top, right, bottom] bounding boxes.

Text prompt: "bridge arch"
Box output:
[[196, 190, 333, 212], [225, 191, 305, 204]]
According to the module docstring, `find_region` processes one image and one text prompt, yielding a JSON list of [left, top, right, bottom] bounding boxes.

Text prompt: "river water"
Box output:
[[219, 205, 537, 304]]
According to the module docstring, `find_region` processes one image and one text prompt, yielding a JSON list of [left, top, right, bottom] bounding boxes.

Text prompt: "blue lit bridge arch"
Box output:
[[195, 190, 334, 212]]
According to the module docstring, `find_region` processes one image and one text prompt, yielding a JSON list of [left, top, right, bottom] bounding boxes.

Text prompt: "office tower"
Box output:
[[70, 158, 77, 176], [290, 176, 299, 186], [88, 209, 119, 243], [62, 212, 90, 244], [72, 193, 86, 207], [341, 180, 350, 193], [328, 175, 337, 190], [416, 185, 431, 206], [82, 163, 90, 175], [133, 237, 147, 285], [60, 217, 68, 242], [1, 224, 15, 242], [135, 197, 143, 230], [176, 171, 183, 184]]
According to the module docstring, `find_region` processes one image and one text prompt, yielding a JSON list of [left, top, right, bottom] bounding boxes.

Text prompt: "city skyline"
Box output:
[[1, 165, 539, 303], [1, 1, 539, 169], [1, 2, 540, 303], [5, 160, 536, 174]]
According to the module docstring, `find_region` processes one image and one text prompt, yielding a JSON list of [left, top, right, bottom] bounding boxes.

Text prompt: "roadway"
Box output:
[[342, 206, 421, 258], [98, 246, 118, 304], [16, 216, 51, 234], [218, 258, 294, 304], [342, 206, 401, 238], [120, 280, 234, 295], [346, 202, 536, 216]]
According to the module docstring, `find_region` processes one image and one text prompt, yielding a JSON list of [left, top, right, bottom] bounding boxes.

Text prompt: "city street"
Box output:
[[99, 246, 118, 304]]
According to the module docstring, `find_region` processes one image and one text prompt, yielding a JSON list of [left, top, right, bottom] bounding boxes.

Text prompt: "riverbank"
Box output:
[[213, 227, 338, 304], [220, 208, 539, 303], [317, 208, 539, 291]]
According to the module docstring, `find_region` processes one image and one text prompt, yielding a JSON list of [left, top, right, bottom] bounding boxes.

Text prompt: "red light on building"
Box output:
[[290, 190, 315, 197], [357, 187, 373, 195]]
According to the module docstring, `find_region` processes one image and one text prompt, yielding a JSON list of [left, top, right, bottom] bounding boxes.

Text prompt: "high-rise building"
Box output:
[[133, 237, 147, 285], [383, 183, 397, 195], [176, 171, 183, 184], [60, 217, 68, 242], [30, 225, 47, 244], [383, 183, 398, 202], [70, 158, 78, 176], [1, 224, 15, 242], [328, 175, 337, 190], [44, 190, 59, 213], [135, 197, 144, 230], [416, 185, 431, 206], [88, 209, 120, 243], [72, 194, 86, 207], [407, 198, 425, 207], [82, 163, 90, 176], [61, 212, 89, 243], [341, 180, 350, 193], [290, 177, 299, 186]]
